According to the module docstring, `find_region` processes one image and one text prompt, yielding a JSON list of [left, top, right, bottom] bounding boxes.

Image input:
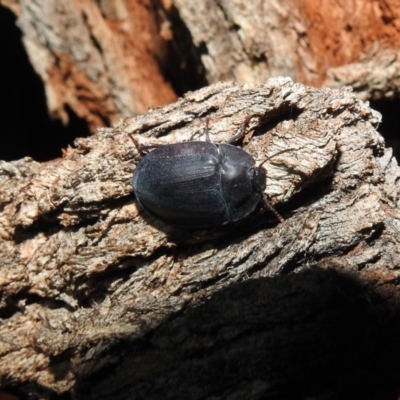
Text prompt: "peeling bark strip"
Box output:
[[0, 0, 177, 130], [170, 0, 400, 88], [1, 79, 400, 398], [325, 48, 400, 101], [2, 0, 400, 139]]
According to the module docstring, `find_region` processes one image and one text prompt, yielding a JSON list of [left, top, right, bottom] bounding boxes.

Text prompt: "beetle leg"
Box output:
[[204, 118, 222, 155], [129, 134, 144, 155], [129, 134, 160, 155], [261, 193, 284, 223], [226, 113, 264, 144], [204, 118, 212, 143]]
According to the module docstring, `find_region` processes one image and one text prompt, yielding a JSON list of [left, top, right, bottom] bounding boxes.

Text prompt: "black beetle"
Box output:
[[131, 116, 290, 229]]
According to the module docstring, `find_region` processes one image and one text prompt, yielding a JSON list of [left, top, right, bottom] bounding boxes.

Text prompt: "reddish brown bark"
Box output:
[[2, 0, 400, 132], [300, 0, 400, 85], [0, 0, 177, 132]]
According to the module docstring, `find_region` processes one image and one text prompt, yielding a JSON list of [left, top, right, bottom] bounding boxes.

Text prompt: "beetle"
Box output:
[[131, 115, 290, 229]]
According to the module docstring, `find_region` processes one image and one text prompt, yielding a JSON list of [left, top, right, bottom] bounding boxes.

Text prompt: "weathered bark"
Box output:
[[0, 0, 177, 131], [2, 0, 400, 136], [170, 0, 400, 89], [325, 47, 400, 101], [1, 78, 400, 399]]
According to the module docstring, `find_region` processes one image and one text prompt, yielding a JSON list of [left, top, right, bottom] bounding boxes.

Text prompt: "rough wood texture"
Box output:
[[325, 47, 400, 101], [0, 0, 177, 131], [170, 0, 400, 88], [1, 78, 400, 399], [2, 0, 400, 135]]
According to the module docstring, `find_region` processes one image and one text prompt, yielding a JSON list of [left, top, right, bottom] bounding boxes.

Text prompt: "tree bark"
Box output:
[[170, 0, 400, 90], [0, 0, 177, 131], [2, 0, 400, 134], [1, 78, 400, 399]]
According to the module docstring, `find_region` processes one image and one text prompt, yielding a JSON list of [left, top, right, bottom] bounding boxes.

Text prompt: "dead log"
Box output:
[[2, 0, 400, 137], [325, 47, 400, 101], [170, 0, 400, 93], [1, 78, 400, 399], [0, 0, 177, 131]]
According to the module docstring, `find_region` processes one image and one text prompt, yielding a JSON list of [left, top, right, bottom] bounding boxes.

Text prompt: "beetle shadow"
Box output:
[[280, 174, 336, 215], [133, 200, 283, 256], [134, 200, 238, 244], [132, 174, 317, 244]]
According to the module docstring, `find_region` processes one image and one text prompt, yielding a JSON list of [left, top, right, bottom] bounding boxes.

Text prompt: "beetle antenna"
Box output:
[[258, 148, 296, 223], [129, 134, 160, 155], [258, 148, 296, 168], [129, 134, 144, 155], [262, 193, 284, 223]]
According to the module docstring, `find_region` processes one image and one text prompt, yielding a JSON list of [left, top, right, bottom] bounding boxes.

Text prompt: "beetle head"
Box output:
[[251, 167, 266, 192]]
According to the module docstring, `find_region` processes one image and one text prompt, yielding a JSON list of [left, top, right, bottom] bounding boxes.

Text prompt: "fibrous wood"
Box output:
[[170, 0, 400, 89], [3, 0, 400, 135], [325, 47, 400, 101], [1, 78, 400, 399], [0, 0, 177, 131]]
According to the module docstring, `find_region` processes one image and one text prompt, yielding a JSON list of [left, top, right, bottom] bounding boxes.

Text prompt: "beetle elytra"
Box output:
[[131, 116, 290, 229]]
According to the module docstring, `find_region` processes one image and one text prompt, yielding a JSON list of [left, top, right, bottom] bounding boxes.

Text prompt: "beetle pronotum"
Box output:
[[130, 115, 292, 229]]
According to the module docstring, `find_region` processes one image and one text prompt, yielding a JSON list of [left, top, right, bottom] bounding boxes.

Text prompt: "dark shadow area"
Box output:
[[255, 104, 303, 135], [157, 2, 208, 96], [1, 384, 71, 400], [0, 5, 91, 162], [73, 268, 400, 400], [370, 98, 400, 161]]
